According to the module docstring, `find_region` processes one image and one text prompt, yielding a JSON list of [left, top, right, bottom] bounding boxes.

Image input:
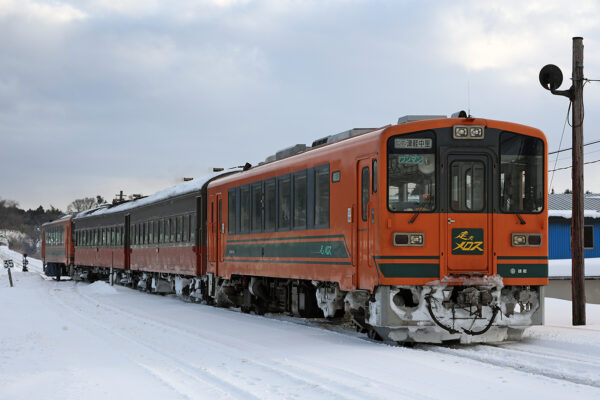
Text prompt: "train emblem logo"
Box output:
[[452, 229, 484, 255]]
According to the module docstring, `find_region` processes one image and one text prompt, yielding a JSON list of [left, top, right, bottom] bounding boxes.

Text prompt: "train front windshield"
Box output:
[[500, 132, 544, 213], [387, 131, 436, 212], [386, 129, 544, 215]]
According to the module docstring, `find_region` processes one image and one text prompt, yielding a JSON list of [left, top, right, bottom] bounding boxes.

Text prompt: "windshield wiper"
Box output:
[[409, 196, 433, 224], [515, 213, 526, 225]]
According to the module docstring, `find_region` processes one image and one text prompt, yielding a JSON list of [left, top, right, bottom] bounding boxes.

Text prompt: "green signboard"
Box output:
[[452, 228, 484, 255]]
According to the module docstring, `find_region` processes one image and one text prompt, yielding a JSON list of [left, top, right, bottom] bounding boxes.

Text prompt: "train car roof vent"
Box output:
[[451, 110, 468, 118], [311, 128, 374, 148], [269, 144, 307, 161], [397, 115, 447, 124]]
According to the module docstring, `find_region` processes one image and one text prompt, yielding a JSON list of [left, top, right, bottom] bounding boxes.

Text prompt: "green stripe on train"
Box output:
[[497, 263, 548, 278], [225, 240, 348, 259], [377, 263, 439, 278]]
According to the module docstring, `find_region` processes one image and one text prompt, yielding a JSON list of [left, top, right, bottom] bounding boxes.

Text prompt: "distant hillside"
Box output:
[[0, 199, 63, 256]]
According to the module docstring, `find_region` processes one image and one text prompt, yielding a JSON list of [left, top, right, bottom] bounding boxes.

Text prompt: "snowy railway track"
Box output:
[[418, 342, 600, 389], [47, 284, 263, 400], [50, 277, 600, 395], [48, 281, 437, 400]]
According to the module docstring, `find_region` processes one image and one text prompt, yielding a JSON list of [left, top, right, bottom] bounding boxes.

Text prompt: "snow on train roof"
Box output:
[[76, 172, 227, 219]]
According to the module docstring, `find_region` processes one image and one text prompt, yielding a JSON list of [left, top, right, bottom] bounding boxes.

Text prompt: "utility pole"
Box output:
[[571, 37, 586, 325], [539, 37, 586, 325]]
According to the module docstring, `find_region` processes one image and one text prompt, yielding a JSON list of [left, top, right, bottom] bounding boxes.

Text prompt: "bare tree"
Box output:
[[66, 197, 101, 213]]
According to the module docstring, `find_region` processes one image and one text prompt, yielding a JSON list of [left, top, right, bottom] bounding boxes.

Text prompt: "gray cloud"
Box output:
[[1, 0, 599, 210]]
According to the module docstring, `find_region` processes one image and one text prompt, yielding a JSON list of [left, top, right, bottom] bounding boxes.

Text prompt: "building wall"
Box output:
[[548, 219, 600, 259]]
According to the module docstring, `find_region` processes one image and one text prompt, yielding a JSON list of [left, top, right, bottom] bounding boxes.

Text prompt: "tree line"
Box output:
[[0, 195, 106, 256]]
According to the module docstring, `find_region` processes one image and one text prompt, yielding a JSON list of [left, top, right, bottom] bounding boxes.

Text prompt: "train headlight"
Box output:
[[454, 126, 468, 138], [394, 232, 424, 246], [512, 234, 527, 246], [453, 125, 485, 139], [469, 126, 484, 138], [511, 233, 542, 247]]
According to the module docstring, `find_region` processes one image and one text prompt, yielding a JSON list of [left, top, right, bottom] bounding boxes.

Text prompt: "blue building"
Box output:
[[548, 193, 600, 259]]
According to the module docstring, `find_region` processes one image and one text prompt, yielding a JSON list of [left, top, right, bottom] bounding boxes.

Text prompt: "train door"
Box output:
[[444, 154, 493, 275], [356, 159, 372, 286], [208, 195, 215, 265], [217, 194, 223, 271]]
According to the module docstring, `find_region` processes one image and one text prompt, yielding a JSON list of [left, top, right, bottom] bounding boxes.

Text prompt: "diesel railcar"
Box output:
[[204, 115, 548, 343], [45, 114, 548, 344]]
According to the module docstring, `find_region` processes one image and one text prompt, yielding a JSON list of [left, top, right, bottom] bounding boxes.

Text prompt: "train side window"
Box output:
[[190, 214, 196, 242], [362, 167, 370, 221], [251, 182, 262, 232], [165, 219, 170, 243], [159, 219, 163, 243], [183, 216, 189, 242], [170, 217, 175, 242], [110, 227, 114, 246], [278, 176, 291, 230], [372, 159, 378, 193], [228, 189, 236, 234], [177, 216, 183, 242], [240, 186, 250, 233], [148, 221, 152, 243], [294, 171, 307, 229], [116, 227, 121, 246], [101, 229, 106, 246], [314, 165, 330, 227], [264, 179, 276, 231]]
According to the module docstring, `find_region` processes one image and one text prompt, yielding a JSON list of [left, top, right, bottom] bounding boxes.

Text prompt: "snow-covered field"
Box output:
[[1, 247, 599, 400]]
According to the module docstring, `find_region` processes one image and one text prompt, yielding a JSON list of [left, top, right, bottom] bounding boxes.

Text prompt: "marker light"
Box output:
[[394, 232, 425, 246], [512, 233, 542, 247]]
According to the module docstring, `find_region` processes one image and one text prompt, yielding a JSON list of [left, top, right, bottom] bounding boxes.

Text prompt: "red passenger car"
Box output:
[[73, 206, 128, 280], [41, 215, 75, 278]]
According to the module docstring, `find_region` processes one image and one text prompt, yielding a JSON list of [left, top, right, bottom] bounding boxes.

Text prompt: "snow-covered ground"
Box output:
[[1, 247, 599, 400], [549, 257, 600, 277]]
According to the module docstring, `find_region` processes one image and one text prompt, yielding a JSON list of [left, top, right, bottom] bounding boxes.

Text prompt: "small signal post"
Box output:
[[4, 259, 14, 287]]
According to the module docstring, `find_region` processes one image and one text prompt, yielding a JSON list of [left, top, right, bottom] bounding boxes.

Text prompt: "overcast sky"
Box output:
[[1, 0, 600, 211]]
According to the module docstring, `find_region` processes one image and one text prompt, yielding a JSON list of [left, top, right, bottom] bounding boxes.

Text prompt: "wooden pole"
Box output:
[[7, 267, 13, 287], [571, 37, 586, 325]]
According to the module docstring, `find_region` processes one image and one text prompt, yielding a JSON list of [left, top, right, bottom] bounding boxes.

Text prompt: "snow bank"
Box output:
[[549, 258, 600, 277], [80, 280, 118, 295]]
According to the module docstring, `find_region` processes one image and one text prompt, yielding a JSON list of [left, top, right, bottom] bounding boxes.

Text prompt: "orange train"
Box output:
[[42, 113, 548, 343]]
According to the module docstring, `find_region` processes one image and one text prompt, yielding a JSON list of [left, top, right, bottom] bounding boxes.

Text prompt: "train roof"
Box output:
[[41, 213, 74, 228], [74, 172, 231, 220]]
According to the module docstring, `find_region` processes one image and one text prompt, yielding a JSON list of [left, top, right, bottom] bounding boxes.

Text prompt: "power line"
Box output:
[[549, 138, 600, 155], [548, 157, 600, 172]]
